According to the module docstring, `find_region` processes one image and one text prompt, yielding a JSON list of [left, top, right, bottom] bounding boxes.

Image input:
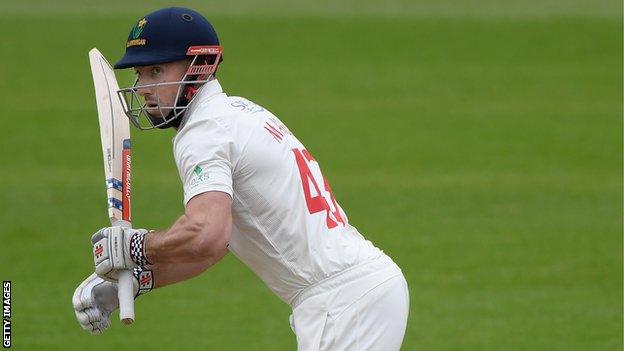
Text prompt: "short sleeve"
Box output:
[[174, 118, 234, 206]]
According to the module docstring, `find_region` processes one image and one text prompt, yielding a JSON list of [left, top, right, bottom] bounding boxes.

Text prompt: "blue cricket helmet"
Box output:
[[114, 7, 220, 69]]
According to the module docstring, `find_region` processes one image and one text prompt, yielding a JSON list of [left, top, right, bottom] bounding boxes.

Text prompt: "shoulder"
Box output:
[[173, 90, 283, 156], [181, 95, 268, 130], [225, 96, 269, 116]]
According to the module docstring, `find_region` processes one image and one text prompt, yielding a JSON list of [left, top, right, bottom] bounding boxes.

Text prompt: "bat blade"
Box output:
[[89, 48, 132, 225], [88, 48, 135, 325]]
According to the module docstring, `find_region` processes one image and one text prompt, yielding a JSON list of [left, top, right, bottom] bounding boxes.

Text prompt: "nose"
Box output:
[[137, 84, 151, 98], [136, 76, 155, 97]]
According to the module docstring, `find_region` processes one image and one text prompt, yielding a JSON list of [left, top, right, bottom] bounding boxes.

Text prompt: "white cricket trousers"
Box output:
[[289, 255, 409, 351]]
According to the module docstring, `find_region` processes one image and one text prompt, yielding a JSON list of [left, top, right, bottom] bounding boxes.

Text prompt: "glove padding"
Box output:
[[73, 269, 153, 334], [92, 227, 149, 281], [72, 273, 135, 334]]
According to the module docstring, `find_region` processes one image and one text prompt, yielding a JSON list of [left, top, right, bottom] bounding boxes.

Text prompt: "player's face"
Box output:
[[134, 60, 189, 118]]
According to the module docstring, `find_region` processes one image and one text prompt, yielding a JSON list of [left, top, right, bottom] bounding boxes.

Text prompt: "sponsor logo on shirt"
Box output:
[[188, 165, 210, 190]]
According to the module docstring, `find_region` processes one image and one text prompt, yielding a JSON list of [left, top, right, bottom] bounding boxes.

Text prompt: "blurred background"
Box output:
[[0, 0, 621, 349]]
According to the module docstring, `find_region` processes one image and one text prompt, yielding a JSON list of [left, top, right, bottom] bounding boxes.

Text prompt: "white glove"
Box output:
[[72, 270, 153, 334], [72, 273, 129, 334], [92, 227, 151, 281]]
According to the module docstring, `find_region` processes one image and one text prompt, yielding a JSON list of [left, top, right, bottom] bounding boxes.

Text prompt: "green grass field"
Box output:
[[0, 1, 621, 349]]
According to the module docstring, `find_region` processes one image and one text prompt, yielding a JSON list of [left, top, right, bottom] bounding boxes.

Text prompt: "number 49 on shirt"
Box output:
[[292, 148, 345, 229]]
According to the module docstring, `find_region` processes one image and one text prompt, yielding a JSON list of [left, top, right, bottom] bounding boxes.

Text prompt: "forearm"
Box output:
[[141, 211, 230, 288], [144, 209, 231, 264], [135, 192, 232, 289], [146, 255, 227, 289]]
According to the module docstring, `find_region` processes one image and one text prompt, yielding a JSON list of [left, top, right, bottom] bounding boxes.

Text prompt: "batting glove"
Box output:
[[92, 227, 152, 281], [72, 268, 154, 334]]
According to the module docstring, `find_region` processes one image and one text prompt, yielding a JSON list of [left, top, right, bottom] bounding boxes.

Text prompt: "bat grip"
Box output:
[[118, 270, 135, 324], [113, 219, 135, 325]]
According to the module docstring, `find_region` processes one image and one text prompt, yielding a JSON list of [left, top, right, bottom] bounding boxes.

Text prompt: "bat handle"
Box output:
[[118, 269, 135, 324], [112, 219, 135, 325]]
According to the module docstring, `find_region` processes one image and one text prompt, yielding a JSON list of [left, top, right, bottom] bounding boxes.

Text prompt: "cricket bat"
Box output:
[[88, 48, 135, 325]]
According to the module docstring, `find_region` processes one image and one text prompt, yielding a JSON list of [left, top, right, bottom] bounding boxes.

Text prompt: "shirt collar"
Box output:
[[194, 78, 223, 102], [177, 78, 224, 130]]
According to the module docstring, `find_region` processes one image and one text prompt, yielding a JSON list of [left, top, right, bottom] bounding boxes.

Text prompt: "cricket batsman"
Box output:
[[72, 7, 409, 350]]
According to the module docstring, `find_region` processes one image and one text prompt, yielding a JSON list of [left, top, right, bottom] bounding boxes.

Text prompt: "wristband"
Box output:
[[129, 230, 152, 266], [132, 266, 154, 297]]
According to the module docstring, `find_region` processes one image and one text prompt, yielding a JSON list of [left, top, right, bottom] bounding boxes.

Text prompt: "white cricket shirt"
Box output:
[[173, 80, 384, 305]]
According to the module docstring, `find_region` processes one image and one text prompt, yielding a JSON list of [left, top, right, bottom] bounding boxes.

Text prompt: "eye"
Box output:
[[151, 66, 162, 76]]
